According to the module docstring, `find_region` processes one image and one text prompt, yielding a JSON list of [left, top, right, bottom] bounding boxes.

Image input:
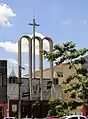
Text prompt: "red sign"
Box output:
[[82, 105, 86, 116]]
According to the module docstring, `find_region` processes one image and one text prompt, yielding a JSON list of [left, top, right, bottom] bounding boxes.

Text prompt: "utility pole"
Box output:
[[29, 15, 40, 78], [18, 65, 25, 119]]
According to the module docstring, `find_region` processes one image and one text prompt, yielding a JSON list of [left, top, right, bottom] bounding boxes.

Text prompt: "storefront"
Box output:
[[0, 103, 7, 118]]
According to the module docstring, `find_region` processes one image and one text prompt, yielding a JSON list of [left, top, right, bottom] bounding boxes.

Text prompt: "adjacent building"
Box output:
[[0, 60, 7, 118], [7, 69, 52, 101], [24, 55, 88, 101], [0, 55, 88, 117], [25, 64, 63, 100], [7, 68, 18, 100]]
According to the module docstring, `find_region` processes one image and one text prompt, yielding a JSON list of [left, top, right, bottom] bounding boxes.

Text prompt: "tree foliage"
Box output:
[[48, 99, 82, 117], [48, 99, 69, 117], [44, 41, 88, 64], [44, 41, 88, 116]]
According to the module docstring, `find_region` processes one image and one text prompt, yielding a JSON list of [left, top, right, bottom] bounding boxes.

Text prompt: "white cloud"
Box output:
[[0, 3, 16, 27], [7, 59, 18, 67], [7, 58, 17, 66], [0, 32, 49, 55], [0, 41, 18, 52], [24, 64, 28, 67], [62, 20, 72, 25]]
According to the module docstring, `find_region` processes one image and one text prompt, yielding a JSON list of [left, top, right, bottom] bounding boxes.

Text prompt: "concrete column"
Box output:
[[43, 37, 53, 98]]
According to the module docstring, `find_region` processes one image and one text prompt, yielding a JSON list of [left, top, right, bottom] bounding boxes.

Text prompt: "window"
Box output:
[[47, 81, 52, 89], [33, 90, 37, 95], [13, 78, 15, 83], [0, 68, 2, 73], [53, 78, 58, 85], [9, 77, 17, 84], [33, 84, 38, 95], [12, 77, 17, 83], [0, 61, 7, 73], [59, 117, 67, 119], [33, 84, 38, 90], [57, 72, 63, 77], [2, 67, 7, 73], [70, 117, 78, 119], [9, 77, 12, 83], [5, 118, 15, 119], [2, 74, 7, 86], [80, 117, 86, 119], [0, 73, 2, 86]]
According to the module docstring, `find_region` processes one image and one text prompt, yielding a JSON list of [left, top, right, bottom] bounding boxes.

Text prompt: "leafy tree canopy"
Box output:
[[48, 99, 69, 117], [48, 99, 82, 117], [44, 41, 88, 116]]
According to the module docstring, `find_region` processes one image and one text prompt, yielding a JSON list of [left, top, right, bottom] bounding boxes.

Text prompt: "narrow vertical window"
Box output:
[[0, 73, 2, 86]]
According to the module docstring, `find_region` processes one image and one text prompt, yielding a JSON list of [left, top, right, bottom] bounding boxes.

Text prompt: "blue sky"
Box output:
[[0, 0, 88, 75]]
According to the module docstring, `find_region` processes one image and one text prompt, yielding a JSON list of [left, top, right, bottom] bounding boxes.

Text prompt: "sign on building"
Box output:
[[32, 78, 51, 100], [12, 104, 17, 112]]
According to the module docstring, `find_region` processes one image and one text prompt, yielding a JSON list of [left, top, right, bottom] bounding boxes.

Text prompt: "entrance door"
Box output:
[[0, 107, 4, 118]]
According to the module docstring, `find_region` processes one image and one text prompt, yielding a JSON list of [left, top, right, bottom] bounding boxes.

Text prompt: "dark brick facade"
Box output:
[[0, 60, 7, 103], [0, 60, 7, 118]]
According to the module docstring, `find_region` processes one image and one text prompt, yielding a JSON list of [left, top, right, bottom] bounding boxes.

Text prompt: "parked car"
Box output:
[[58, 115, 87, 119], [47, 116, 59, 118], [4, 117, 16, 119], [47, 115, 87, 119]]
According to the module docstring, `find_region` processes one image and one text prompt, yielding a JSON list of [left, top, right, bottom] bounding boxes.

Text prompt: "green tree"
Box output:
[[44, 41, 88, 115], [48, 99, 69, 117]]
